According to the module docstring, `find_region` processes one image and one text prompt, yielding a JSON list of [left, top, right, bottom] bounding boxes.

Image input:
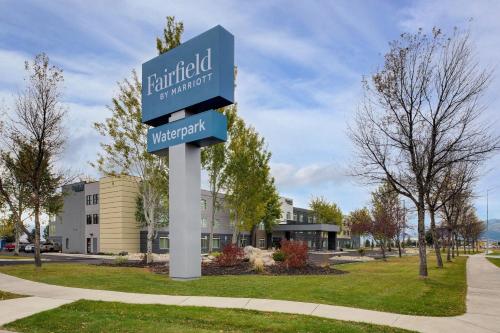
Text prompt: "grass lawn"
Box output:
[[4, 300, 414, 333], [0, 255, 467, 317], [487, 257, 500, 267], [487, 250, 500, 255], [0, 290, 24, 300]]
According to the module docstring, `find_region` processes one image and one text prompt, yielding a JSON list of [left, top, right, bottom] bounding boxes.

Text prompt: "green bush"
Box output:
[[272, 250, 285, 262], [358, 248, 365, 256], [211, 251, 221, 258], [114, 256, 128, 265]]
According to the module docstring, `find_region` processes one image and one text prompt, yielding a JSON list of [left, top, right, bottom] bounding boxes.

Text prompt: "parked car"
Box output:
[[18, 242, 29, 252], [24, 244, 34, 253], [40, 241, 61, 253], [4, 242, 29, 252]]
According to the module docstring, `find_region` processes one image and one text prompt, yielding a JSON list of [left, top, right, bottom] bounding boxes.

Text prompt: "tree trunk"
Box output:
[[14, 220, 20, 256], [34, 201, 42, 268], [380, 239, 387, 261], [231, 213, 239, 245], [446, 230, 452, 262], [416, 202, 428, 277], [208, 190, 216, 253], [429, 210, 443, 268], [451, 232, 455, 258], [146, 205, 155, 264], [397, 234, 402, 258]]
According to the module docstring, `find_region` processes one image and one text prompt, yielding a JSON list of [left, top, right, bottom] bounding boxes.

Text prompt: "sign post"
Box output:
[[168, 110, 201, 280], [142, 25, 234, 280]]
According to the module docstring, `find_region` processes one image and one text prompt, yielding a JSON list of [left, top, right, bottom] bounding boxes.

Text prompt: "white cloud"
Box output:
[[271, 162, 349, 189]]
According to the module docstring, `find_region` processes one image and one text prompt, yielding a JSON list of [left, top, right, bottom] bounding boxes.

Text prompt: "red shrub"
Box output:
[[216, 243, 244, 267], [280, 240, 308, 268]]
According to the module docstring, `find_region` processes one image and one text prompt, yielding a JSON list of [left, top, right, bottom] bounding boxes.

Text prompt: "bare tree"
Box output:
[[426, 160, 478, 266], [350, 28, 497, 277], [458, 206, 484, 253], [394, 200, 408, 258], [438, 162, 477, 261], [8, 53, 66, 267]]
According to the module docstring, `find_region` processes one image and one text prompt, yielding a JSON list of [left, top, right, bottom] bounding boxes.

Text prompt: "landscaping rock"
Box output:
[[243, 246, 262, 258]]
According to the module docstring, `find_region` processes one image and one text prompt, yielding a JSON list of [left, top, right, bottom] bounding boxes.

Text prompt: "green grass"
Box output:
[[487, 257, 500, 267], [487, 250, 500, 255], [4, 300, 414, 333], [0, 290, 24, 300], [0, 255, 467, 316]]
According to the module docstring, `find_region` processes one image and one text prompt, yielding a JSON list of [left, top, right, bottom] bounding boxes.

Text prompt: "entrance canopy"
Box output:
[[272, 223, 340, 232]]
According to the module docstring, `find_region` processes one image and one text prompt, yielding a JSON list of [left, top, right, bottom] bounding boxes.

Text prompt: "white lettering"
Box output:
[[200, 48, 212, 71], [147, 74, 157, 96], [148, 47, 215, 101], [185, 62, 195, 79], [152, 131, 162, 144]]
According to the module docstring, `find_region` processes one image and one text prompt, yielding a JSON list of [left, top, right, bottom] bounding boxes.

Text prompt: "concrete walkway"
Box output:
[[0, 254, 499, 333]]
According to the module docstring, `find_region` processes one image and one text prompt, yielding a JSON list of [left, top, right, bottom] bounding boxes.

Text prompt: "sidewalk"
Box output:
[[0, 254, 499, 333], [41, 252, 115, 260]]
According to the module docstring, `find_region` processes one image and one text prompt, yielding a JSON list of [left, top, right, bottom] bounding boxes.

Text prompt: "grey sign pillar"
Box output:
[[169, 110, 201, 280]]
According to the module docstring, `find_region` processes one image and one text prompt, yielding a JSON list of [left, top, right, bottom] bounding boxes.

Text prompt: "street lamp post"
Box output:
[[486, 185, 500, 255], [487, 189, 489, 255]]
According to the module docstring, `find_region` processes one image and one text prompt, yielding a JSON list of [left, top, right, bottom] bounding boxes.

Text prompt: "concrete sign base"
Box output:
[[168, 110, 201, 280]]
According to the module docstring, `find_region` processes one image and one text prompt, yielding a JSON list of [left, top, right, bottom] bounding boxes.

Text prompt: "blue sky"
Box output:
[[1, 0, 500, 225]]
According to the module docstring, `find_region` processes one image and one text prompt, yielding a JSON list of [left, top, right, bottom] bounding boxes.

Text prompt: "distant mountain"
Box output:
[[485, 219, 500, 241]]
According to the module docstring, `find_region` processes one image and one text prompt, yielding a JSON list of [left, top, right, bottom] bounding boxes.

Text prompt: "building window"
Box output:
[[49, 224, 56, 236], [65, 238, 69, 249], [159, 237, 169, 250], [86, 215, 92, 225], [214, 219, 222, 228], [86, 195, 91, 205], [201, 218, 208, 228], [299, 214, 304, 223], [286, 212, 291, 220], [308, 216, 313, 223], [212, 237, 220, 249], [258, 238, 265, 248], [201, 199, 207, 210], [93, 214, 99, 224], [93, 194, 99, 205], [293, 213, 297, 221], [201, 236, 208, 250], [239, 237, 248, 247]]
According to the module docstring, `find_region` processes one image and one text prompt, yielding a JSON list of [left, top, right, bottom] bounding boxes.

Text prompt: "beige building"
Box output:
[[99, 175, 140, 254]]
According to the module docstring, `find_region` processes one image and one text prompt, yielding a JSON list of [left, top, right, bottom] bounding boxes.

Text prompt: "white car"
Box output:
[[24, 244, 34, 253]]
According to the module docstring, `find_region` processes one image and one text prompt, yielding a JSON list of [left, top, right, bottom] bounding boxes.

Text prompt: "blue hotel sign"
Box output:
[[142, 25, 234, 126], [147, 110, 227, 156]]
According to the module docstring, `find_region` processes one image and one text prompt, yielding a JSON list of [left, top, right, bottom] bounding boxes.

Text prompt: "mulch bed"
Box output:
[[97, 261, 347, 276]]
